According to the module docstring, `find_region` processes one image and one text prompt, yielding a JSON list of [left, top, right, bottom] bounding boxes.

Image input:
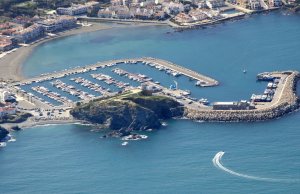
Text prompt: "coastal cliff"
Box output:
[[70, 91, 184, 131]]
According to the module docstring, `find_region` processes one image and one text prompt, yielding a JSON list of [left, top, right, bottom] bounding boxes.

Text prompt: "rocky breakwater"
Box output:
[[184, 71, 300, 122], [70, 91, 184, 131]]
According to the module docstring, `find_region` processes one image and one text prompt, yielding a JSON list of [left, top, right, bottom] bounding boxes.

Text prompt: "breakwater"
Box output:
[[184, 71, 300, 122]]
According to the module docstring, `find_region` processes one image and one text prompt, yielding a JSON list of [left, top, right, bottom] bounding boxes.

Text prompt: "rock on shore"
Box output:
[[70, 91, 184, 131], [0, 126, 9, 141]]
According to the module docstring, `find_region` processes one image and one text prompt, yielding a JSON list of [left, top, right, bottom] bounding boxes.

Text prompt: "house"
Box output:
[[268, 0, 282, 7], [189, 9, 209, 21], [98, 9, 114, 18], [249, 0, 261, 10], [206, 0, 225, 9], [115, 10, 133, 19], [12, 24, 44, 43], [0, 36, 16, 52], [236, 0, 249, 8], [153, 11, 167, 20], [57, 4, 89, 16], [37, 16, 76, 33], [0, 107, 16, 117], [174, 12, 194, 23], [163, 2, 184, 15]]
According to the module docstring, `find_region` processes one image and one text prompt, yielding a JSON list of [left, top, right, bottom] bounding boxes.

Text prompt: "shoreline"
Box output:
[[0, 22, 170, 83], [0, 10, 286, 83], [0, 23, 114, 82], [1, 118, 88, 131]]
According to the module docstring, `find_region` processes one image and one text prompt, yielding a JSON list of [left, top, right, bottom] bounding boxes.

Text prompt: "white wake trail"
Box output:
[[212, 151, 299, 183]]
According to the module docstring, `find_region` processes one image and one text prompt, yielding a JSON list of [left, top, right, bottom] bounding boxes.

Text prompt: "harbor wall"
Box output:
[[184, 71, 300, 122]]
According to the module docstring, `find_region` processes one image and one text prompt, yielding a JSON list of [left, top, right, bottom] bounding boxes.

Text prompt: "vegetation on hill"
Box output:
[[0, 112, 32, 124], [71, 91, 184, 131]]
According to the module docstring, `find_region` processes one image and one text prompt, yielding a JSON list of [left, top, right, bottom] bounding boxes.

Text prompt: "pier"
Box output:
[[13, 57, 218, 87], [10, 57, 218, 109], [184, 71, 300, 122]]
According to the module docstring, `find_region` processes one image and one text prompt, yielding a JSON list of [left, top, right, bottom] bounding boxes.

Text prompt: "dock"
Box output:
[[13, 57, 219, 87], [10, 57, 218, 109], [184, 71, 300, 122]]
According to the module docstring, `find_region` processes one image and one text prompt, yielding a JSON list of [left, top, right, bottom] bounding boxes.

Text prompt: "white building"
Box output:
[[37, 16, 76, 33], [268, 0, 282, 7], [249, 0, 261, 9], [0, 107, 16, 117], [57, 4, 88, 16], [0, 90, 9, 103], [12, 24, 44, 43], [206, 0, 225, 9]]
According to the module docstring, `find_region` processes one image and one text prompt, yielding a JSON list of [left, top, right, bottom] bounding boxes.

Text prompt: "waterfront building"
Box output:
[[249, 0, 262, 10], [153, 11, 167, 20], [236, 0, 249, 8], [0, 107, 16, 117], [0, 36, 16, 52], [0, 23, 23, 36], [134, 8, 153, 19], [0, 90, 10, 103], [189, 9, 209, 21], [0, 89, 16, 103], [268, 0, 282, 7], [236, 0, 262, 9], [205, 0, 225, 9], [213, 100, 255, 110], [163, 2, 185, 15], [56, 2, 100, 16], [115, 9, 133, 19], [37, 16, 77, 33], [98, 9, 114, 18], [12, 24, 44, 43], [174, 12, 194, 23]]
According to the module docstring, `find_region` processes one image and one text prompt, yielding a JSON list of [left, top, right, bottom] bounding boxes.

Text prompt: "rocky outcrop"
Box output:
[[70, 92, 184, 131], [0, 126, 9, 141]]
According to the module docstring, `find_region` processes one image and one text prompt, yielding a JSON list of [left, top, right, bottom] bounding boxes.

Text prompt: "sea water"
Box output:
[[1, 11, 300, 193]]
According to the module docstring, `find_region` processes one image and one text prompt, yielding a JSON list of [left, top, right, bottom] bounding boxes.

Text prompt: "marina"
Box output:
[[11, 57, 219, 108]]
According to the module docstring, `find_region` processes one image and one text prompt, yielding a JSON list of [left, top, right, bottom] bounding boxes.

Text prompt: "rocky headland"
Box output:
[[70, 91, 184, 132]]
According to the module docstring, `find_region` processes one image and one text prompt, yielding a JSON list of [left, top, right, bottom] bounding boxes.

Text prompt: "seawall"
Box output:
[[184, 71, 300, 122]]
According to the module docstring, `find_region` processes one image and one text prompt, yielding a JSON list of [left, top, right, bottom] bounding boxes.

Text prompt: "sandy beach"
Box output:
[[0, 22, 113, 82]]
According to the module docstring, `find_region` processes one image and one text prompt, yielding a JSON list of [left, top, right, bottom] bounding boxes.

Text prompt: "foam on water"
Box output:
[[212, 151, 300, 183]]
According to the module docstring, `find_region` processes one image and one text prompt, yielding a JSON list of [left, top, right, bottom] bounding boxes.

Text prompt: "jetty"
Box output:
[[184, 71, 300, 122], [12, 57, 218, 86], [10, 57, 218, 109]]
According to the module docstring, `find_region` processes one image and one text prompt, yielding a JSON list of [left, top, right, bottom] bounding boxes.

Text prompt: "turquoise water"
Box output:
[[1, 11, 300, 193]]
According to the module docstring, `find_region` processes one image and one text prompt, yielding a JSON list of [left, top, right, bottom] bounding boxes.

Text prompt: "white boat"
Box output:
[[121, 141, 129, 146], [161, 122, 168, 127], [0, 142, 7, 147]]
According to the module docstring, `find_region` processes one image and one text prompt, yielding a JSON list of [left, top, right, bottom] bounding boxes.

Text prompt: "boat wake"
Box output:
[[212, 151, 299, 183]]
